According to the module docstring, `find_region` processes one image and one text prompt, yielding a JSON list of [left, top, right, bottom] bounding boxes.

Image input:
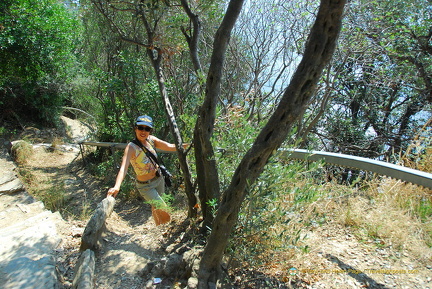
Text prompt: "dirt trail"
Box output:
[[24, 116, 184, 288], [293, 224, 431, 288]]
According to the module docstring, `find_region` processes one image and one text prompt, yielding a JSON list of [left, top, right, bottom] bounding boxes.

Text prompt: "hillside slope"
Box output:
[[2, 116, 431, 288]]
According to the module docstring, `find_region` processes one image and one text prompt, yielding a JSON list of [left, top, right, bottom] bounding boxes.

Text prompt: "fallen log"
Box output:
[[80, 196, 115, 251], [72, 249, 95, 289]]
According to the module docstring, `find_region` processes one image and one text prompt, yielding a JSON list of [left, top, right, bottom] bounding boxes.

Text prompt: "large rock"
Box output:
[[72, 249, 95, 289], [0, 178, 25, 194], [0, 146, 25, 194], [0, 209, 64, 288], [2, 256, 58, 289]]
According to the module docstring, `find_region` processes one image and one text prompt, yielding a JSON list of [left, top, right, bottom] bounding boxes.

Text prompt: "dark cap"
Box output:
[[135, 115, 153, 128]]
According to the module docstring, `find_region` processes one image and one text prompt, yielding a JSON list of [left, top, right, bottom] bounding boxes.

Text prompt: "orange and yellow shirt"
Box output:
[[129, 140, 158, 176]]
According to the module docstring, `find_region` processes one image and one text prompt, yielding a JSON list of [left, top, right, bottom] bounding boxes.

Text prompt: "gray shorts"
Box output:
[[135, 176, 166, 208]]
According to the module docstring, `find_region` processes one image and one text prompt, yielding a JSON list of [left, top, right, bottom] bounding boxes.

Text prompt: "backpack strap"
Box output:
[[132, 138, 160, 166]]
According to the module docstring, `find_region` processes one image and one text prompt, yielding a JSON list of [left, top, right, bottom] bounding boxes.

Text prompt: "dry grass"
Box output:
[[11, 140, 33, 165], [252, 175, 431, 284], [236, 141, 432, 280], [329, 135, 432, 259], [51, 136, 64, 150], [330, 128, 432, 256], [340, 183, 429, 248], [376, 179, 431, 249]]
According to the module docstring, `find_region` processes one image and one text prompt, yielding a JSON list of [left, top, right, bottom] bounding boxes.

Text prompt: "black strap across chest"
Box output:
[[132, 138, 160, 166]]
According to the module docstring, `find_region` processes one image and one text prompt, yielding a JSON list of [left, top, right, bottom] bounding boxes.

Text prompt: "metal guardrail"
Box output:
[[79, 142, 432, 190], [80, 141, 127, 150], [79, 141, 174, 153], [279, 149, 432, 190]]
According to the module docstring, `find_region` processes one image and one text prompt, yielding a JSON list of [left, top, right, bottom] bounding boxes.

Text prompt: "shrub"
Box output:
[[11, 140, 33, 164]]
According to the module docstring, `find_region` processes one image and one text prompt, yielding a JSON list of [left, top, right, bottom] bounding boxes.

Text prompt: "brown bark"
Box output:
[[80, 197, 115, 251], [197, 0, 347, 287], [193, 0, 245, 228], [147, 46, 198, 218], [180, 0, 202, 72]]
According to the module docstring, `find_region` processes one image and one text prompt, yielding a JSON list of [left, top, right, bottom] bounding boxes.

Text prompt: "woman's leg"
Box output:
[[151, 177, 171, 225], [136, 177, 170, 225]]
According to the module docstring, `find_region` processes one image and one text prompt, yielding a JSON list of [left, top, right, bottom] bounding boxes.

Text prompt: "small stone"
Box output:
[[187, 277, 199, 289]]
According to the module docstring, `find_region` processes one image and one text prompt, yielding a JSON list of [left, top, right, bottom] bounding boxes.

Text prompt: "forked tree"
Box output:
[[196, 0, 347, 285]]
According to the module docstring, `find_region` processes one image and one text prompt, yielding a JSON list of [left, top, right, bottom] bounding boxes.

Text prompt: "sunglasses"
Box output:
[[136, 126, 152, 132]]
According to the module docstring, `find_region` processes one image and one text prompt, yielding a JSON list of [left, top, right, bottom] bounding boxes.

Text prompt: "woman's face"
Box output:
[[135, 125, 152, 140]]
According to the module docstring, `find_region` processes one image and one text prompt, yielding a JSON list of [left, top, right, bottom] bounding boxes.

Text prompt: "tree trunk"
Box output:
[[197, 0, 347, 286], [147, 49, 197, 217], [193, 0, 245, 228], [180, 0, 202, 72]]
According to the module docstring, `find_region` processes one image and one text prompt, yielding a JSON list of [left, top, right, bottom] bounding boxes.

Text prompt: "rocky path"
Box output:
[[0, 146, 66, 288]]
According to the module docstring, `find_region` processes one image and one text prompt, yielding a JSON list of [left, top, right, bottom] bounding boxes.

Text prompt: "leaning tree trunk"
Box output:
[[197, 0, 347, 287], [147, 48, 197, 217]]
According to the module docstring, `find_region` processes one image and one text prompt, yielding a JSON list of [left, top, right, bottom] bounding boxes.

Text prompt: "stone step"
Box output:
[[0, 192, 36, 211], [0, 178, 24, 195], [0, 151, 24, 195], [0, 209, 61, 239], [0, 146, 67, 289], [0, 199, 46, 228], [1, 255, 58, 289], [0, 201, 64, 289]]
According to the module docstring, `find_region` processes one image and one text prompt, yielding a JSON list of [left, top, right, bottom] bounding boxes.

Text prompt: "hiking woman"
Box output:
[[107, 115, 188, 225]]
